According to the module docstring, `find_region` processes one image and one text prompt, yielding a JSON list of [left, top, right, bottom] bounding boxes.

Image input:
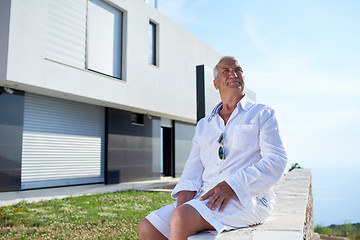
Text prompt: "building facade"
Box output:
[[0, 0, 254, 192]]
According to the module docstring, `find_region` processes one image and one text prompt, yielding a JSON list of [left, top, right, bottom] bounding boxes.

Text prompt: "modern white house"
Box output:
[[0, 0, 255, 192]]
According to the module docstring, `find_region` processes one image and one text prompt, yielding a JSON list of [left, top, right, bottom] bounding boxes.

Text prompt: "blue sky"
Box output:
[[157, 0, 360, 225]]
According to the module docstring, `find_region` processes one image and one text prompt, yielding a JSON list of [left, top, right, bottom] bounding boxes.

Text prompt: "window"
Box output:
[[87, 0, 122, 78], [131, 113, 145, 126], [149, 21, 157, 65]]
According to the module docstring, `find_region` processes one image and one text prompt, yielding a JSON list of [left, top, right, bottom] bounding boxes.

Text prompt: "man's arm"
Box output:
[[171, 121, 205, 199], [177, 190, 197, 206]]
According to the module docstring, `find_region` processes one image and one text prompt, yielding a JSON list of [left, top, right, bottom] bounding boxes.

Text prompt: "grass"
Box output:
[[0, 190, 174, 239], [315, 222, 360, 240], [5, 190, 358, 240]]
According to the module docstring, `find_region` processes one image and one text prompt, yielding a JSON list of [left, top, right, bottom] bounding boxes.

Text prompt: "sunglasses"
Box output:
[[218, 133, 225, 160]]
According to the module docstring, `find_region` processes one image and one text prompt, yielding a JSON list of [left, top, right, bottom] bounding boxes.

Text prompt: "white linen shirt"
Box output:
[[172, 96, 287, 210]]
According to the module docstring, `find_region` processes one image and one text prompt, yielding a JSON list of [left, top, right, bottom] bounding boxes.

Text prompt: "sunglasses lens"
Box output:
[[218, 146, 225, 160]]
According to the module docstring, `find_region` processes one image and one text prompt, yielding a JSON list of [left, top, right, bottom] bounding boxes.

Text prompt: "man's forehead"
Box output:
[[219, 59, 241, 68]]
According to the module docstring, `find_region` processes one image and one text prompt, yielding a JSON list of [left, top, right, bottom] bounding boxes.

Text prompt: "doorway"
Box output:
[[162, 126, 175, 177]]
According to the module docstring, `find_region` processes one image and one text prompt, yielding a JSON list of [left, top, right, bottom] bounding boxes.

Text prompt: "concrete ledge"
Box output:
[[188, 169, 313, 240]]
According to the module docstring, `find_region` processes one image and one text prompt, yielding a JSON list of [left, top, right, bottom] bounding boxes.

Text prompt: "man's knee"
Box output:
[[138, 218, 168, 240], [170, 204, 196, 228], [170, 204, 215, 238], [138, 218, 154, 238], [138, 218, 149, 236]]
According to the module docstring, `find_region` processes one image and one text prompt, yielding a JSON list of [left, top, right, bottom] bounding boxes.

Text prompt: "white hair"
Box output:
[[213, 56, 242, 79]]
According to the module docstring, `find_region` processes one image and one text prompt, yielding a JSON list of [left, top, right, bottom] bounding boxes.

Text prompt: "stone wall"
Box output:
[[304, 182, 314, 240]]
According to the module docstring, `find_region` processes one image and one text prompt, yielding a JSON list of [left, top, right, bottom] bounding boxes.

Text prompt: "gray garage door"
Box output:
[[21, 93, 105, 189]]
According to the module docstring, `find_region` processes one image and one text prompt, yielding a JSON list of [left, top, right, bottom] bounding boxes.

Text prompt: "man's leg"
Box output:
[[169, 204, 215, 240], [138, 218, 168, 240]]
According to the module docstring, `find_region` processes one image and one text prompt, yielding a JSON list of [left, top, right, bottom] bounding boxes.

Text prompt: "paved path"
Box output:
[[0, 177, 179, 207]]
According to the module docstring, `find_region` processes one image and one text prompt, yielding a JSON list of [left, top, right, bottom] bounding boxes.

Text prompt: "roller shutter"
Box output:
[[46, 0, 87, 68], [21, 93, 105, 189]]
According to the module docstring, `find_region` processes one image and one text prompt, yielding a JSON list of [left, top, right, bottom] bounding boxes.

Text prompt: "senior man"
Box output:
[[138, 56, 287, 240]]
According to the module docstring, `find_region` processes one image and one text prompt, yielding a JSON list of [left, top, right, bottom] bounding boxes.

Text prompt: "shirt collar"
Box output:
[[239, 95, 254, 112], [208, 95, 254, 122]]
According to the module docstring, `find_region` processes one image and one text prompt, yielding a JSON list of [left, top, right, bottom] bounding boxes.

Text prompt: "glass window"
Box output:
[[131, 113, 144, 126], [149, 21, 157, 65], [87, 0, 122, 78]]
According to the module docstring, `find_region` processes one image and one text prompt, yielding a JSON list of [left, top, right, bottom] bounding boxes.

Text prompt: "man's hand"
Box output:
[[200, 181, 235, 212], [177, 191, 197, 206]]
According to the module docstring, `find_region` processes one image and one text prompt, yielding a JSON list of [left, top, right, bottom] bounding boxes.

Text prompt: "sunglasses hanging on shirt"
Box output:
[[218, 132, 225, 160]]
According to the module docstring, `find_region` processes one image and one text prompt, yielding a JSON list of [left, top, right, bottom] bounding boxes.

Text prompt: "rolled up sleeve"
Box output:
[[171, 129, 204, 199]]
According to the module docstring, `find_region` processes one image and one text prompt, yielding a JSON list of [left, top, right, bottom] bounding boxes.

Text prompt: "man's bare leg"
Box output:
[[138, 218, 168, 240], [169, 204, 215, 240]]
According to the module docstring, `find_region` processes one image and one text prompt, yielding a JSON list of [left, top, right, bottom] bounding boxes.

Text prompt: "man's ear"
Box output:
[[213, 79, 219, 90]]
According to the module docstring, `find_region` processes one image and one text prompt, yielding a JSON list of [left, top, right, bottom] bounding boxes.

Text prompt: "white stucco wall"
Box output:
[[0, 0, 11, 80], [3, 0, 222, 123]]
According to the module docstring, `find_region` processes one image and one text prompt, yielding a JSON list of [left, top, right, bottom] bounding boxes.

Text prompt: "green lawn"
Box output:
[[0, 190, 174, 239], [4, 191, 358, 240]]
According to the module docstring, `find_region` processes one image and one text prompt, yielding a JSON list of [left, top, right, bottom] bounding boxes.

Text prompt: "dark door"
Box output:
[[162, 126, 175, 177]]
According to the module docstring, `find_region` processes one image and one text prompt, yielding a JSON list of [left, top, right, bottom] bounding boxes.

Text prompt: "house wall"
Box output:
[[0, 0, 246, 192], [0, 89, 24, 191], [3, 0, 222, 124], [106, 108, 161, 184], [0, 0, 11, 80]]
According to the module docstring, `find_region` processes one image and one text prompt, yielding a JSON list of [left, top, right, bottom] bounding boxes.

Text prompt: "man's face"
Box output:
[[214, 58, 244, 92]]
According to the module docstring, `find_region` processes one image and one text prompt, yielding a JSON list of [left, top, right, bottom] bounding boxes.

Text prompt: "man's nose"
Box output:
[[229, 70, 237, 78]]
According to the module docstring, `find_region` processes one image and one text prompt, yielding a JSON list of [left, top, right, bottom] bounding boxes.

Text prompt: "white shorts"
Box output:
[[145, 197, 271, 239]]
